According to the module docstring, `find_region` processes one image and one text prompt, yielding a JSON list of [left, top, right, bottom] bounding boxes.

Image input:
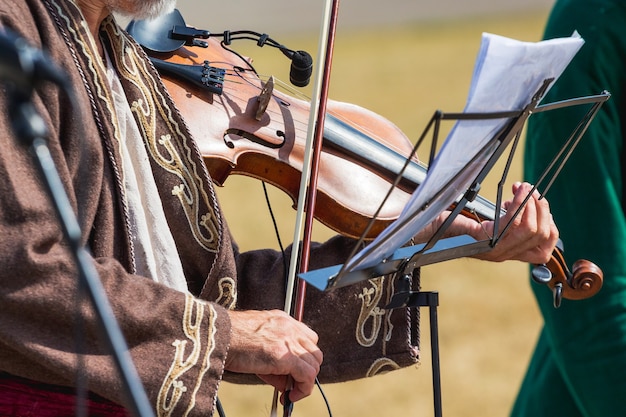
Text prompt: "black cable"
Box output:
[[316, 378, 334, 417], [262, 182, 289, 281], [218, 30, 288, 53], [219, 41, 260, 79], [215, 396, 227, 417]]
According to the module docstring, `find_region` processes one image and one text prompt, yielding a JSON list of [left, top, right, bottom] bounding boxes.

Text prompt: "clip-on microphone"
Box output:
[[127, 8, 313, 89]]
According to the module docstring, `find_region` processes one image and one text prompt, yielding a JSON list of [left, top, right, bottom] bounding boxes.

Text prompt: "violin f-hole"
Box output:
[[223, 128, 285, 149]]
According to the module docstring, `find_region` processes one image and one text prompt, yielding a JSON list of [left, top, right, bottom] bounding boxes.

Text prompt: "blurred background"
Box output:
[[170, 1, 557, 416]]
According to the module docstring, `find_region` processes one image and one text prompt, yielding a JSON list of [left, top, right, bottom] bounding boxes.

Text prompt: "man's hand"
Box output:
[[225, 309, 322, 403], [420, 182, 559, 264]]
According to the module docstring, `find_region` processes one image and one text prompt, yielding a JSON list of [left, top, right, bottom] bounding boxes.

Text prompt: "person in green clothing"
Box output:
[[511, 0, 626, 416]]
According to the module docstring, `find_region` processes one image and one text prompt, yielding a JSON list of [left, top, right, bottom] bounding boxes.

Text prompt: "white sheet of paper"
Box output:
[[344, 32, 584, 272]]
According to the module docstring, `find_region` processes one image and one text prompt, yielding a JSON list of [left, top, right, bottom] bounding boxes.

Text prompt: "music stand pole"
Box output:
[[7, 91, 155, 417], [387, 270, 443, 417]]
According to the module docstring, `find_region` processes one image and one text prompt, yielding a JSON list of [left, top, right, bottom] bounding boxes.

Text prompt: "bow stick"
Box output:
[[270, 0, 341, 416]]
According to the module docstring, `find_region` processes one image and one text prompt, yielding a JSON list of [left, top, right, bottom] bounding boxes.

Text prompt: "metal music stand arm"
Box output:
[[8, 91, 155, 417]]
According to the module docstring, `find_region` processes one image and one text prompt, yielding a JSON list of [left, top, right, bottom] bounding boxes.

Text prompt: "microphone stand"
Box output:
[[7, 88, 155, 417]]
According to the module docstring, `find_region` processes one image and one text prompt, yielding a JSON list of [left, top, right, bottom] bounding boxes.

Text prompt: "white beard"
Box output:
[[108, 0, 177, 20]]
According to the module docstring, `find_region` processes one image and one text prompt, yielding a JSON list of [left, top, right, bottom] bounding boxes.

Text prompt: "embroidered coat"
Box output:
[[0, 0, 418, 415]]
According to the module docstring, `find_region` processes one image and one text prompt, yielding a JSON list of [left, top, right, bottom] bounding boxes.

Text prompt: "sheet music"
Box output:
[[344, 32, 584, 272]]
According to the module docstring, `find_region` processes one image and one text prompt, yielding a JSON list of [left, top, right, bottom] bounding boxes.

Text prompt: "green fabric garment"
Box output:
[[512, 0, 626, 416]]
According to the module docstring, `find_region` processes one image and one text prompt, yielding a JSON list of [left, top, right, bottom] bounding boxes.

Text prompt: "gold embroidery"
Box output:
[[47, 5, 125, 174], [182, 302, 217, 416], [103, 22, 221, 253], [215, 277, 237, 309], [48, 0, 139, 270], [356, 278, 385, 347], [157, 294, 217, 416], [365, 357, 401, 377]]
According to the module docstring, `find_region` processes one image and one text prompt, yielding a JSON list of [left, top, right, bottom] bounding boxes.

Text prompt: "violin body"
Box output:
[[151, 40, 418, 238]]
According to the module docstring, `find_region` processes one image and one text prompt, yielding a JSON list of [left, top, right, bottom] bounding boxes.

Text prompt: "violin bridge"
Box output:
[[255, 75, 274, 120]]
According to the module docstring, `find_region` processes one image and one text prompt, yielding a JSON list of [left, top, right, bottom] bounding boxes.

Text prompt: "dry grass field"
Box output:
[[211, 9, 553, 417]]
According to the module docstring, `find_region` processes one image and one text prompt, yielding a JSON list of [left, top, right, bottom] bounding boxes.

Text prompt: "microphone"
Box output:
[[279, 47, 312, 87], [288, 50, 313, 88], [0, 28, 69, 94]]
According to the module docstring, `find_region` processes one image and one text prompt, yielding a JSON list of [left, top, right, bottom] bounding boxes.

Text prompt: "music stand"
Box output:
[[302, 85, 610, 292], [299, 83, 610, 417]]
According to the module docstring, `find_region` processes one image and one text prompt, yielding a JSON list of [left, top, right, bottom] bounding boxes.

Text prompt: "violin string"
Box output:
[[260, 74, 415, 159], [471, 209, 493, 240], [219, 60, 399, 157], [221, 73, 414, 175], [215, 39, 409, 160]]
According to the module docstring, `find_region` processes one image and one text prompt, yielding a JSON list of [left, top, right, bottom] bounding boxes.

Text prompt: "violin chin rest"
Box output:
[[127, 8, 189, 54]]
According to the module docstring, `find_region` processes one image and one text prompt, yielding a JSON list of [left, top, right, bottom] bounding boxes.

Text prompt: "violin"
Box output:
[[128, 17, 602, 306]]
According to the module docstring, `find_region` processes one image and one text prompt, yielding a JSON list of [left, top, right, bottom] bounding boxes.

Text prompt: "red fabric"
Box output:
[[0, 374, 130, 417]]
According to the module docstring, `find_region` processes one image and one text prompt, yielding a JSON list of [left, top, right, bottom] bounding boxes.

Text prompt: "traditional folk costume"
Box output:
[[0, 0, 418, 415]]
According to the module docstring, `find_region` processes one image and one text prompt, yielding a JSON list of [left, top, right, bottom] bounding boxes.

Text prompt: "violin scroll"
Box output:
[[532, 245, 603, 308], [570, 259, 604, 297]]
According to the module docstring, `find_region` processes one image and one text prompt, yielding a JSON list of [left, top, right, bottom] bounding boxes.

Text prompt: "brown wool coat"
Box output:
[[0, 0, 419, 415]]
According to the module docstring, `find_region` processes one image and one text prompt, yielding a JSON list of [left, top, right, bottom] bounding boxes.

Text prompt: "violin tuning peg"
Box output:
[[531, 264, 552, 285], [552, 282, 563, 308]]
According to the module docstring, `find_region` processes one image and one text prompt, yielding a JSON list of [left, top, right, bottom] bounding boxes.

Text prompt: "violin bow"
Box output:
[[271, 0, 341, 416]]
